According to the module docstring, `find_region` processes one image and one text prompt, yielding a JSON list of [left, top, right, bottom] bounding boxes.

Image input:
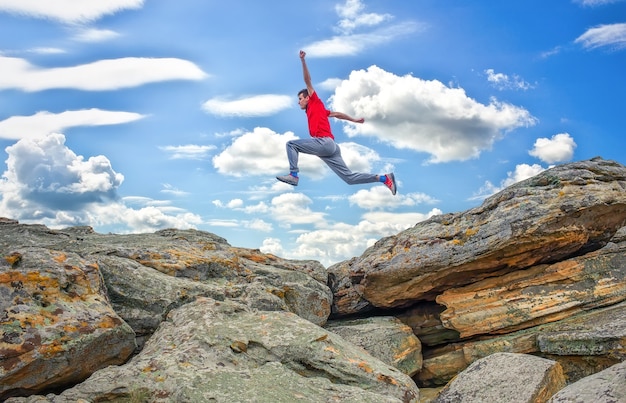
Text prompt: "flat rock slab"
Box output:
[[436, 235, 626, 338], [418, 301, 626, 387]]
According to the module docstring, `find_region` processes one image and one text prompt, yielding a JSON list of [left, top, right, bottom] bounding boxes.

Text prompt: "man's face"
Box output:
[[298, 93, 309, 110]]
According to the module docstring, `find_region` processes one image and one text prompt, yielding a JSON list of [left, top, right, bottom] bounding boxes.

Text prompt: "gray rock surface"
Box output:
[[326, 316, 423, 376], [435, 353, 566, 403]]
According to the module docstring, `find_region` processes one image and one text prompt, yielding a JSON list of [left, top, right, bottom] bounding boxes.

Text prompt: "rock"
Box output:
[[325, 316, 423, 376], [3, 157, 626, 401], [436, 229, 626, 338], [0, 247, 136, 400], [7, 298, 420, 402], [547, 360, 626, 403], [435, 353, 566, 403], [417, 301, 626, 387], [0, 224, 333, 330], [329, 158, 626, 316], [95, 254, 233, 348], [1, 222, 336, 399]]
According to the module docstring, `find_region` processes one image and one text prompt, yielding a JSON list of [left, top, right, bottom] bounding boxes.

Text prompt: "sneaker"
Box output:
[[383, 173, 397, 195], [276, 174, 299, 186]]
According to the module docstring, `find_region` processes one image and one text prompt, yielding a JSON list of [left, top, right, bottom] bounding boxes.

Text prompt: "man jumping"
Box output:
[[276, 50, 397, 195]]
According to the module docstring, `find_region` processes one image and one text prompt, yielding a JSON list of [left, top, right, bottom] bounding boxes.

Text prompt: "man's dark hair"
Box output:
[[298, 89, 309, 97]]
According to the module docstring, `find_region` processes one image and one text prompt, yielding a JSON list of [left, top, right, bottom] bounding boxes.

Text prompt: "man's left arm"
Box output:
[[329, 111, 365, 123]]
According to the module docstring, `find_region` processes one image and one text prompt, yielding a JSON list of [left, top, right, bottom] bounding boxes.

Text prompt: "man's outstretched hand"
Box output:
[[300, 50, 306, 59]]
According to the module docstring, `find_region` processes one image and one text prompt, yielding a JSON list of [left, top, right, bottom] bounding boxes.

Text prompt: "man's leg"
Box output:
[[321, 144, 378, 185], [286, 137, 336, 173], [278, 137, 337, 186]]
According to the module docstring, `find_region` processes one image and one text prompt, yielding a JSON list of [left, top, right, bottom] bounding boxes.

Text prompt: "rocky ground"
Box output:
[[1, 157, 625, 402]]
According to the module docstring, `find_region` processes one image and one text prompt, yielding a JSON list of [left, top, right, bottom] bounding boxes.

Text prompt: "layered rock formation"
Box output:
[[1, 157, 625, 402]]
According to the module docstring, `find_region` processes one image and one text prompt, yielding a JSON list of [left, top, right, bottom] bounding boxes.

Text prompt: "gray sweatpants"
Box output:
[[286, 137, 378, 185]]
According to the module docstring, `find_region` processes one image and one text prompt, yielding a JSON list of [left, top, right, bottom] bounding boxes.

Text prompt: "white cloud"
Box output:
[[245, 182, 294, 200], [574, 0, 624, 6], [349, 186, 438, 210], [0, 56, 207, 92], [529, 133, 577, 164], [243, 201, 270, 214], [575, 23, 626, 50], [159, 144, 216, 160], [93, 203, 202, 233], [305, 22, 421, 58], [333, 142, 381, 174], [212, 127, 297, 177], [261, 208, 441, 266], [270, 192, 327, 227], [28, 47, 66, 55], [540, 46, 564, 59], [202, 94, 293, 117], [72, 28, 121, 42], [501, 163, 546, 187], [205, 219, 239, 228], [226, 199, 244, 209], [212, 176, 442, 265], [0, 109, 146, 140], [0, 133, 202, 232], [303, 0, 423, 57], [246, 219, 272, 232], [319, 78, 344, 91], [331, 65, 537, 163], [216, 197, 272, 213], [205, 216, 272, 232], [260, 237, 284, 257], [335, 0, 393, 35], [0, 133, 123, 215], [0, 0, 145, 24], [485, 69, 534, 91], [160, 184, 189, 197]]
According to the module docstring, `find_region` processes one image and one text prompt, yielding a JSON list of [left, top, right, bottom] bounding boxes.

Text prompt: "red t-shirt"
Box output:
[[306, 92, 334, 139]]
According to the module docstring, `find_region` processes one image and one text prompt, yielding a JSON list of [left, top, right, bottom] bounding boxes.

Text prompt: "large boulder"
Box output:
[[0, 247, 136, 400], [436, 226, 626, 338], [328, 157, 626, 316]]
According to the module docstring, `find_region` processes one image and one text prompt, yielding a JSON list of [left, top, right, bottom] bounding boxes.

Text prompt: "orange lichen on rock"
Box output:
[[4, 252, 22, 266], [53, 253, 67, 263]]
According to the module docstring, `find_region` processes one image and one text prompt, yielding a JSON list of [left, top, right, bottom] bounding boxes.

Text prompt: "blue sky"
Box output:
[[0, 0, 624, 267]]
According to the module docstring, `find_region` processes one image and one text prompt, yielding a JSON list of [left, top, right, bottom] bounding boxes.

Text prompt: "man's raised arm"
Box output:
[[300, 50, 315, 96]]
